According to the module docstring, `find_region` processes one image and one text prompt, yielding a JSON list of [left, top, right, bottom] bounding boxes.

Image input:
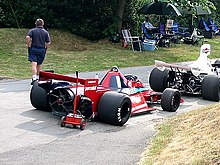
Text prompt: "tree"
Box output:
[[116, 0, 125, 34], [0, 0, 217, 40], [172, 0, 215, 12], [210, 0, 220, 22]]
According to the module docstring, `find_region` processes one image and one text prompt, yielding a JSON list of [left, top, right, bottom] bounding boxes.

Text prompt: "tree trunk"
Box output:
[[116, 0, 125, 34], [9, 3, 20, 29]]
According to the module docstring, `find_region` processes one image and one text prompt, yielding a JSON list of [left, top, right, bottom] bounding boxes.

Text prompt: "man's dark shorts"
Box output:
[[28, 47, 46, 65]]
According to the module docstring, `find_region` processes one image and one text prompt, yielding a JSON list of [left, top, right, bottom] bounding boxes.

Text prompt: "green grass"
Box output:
[[139, 122, 174, 165], [0, 28, 220, 79]]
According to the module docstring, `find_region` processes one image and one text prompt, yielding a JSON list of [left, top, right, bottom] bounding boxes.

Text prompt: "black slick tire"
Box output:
[[161, 88, 181, 112], [201, 75, 220, 101], [149, 67, 169, 92], [60, 116, 66, 127], [30, 81, 50, 111], [98, 92, 131, 126]]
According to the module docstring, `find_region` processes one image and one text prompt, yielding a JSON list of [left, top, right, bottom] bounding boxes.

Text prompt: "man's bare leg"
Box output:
[[36, 64, 41, 80], [31, 62, 38, 81]]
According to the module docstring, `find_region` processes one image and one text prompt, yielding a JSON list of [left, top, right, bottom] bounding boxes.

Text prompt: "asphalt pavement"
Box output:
[[0, 65, 216, 165]]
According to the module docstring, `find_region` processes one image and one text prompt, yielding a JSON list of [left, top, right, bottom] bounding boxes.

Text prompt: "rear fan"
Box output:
[[49, 88, 74, 116]]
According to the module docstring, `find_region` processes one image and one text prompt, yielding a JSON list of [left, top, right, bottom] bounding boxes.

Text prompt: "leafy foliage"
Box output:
[[0, 0, 218, 40], [0, 0, 145, 40]]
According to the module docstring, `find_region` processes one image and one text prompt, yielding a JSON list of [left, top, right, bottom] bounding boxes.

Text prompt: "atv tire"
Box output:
[[98, 92, 131, 126], [161, 88, 181, 112], [201, 75, 220, 101], [149, 67, 169, 92], [30, 81, 50, 111]]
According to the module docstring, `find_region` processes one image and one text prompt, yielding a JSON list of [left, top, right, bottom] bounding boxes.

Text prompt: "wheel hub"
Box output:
[[57, 97, 64, 105]]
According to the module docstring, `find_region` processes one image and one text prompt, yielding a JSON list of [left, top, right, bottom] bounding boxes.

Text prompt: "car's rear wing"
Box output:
[[155, 60, 191, 71], [39, 71, 98, 86]]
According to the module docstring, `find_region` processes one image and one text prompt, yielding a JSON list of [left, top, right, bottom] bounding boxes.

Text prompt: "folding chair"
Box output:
[[121, 29, 142, 51], [141, 23, 154, 40], [166, 19, 174, 34], [159, 23, 168, 34], [158, 23, 175, 47], [172, 23, 189, 37], [198, 17, 213, 39], [141, 23, 160, 50], [184, 28, 204, 45], [207, 18, 220, 35]]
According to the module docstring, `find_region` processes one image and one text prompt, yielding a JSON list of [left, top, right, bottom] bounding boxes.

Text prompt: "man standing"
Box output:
[[26, 18, 51, 84]]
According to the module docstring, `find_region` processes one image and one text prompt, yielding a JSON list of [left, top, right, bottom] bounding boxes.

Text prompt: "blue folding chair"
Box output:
[[141, 23, 161, 49], [207, 18, 220, 35], [172, 23, 190, 38], [141, 23, 154, 40], [159, 23, 166, 35], [198, 17, 211, 31], [197, 17, 214, 38]]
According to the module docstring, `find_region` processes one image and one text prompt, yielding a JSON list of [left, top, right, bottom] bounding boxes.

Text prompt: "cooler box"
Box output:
[[143, 40, 156, 51]]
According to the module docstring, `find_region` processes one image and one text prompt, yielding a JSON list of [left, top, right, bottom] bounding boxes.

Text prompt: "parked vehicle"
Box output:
[[30, 66, 181, 129], [149, 44, 220, 101]]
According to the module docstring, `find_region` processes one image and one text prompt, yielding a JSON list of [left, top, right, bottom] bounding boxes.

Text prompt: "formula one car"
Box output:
[[149, 44, 220, 101], [30, 66, 181, 130]]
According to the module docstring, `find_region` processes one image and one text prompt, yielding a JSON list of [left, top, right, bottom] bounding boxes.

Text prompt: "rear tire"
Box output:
[[161, 88, 181, 112], [212, 59, 220, 68], [149, 67, 169, 92], [30, 81, 50, 111], [201, 75, 220, 101], [98, 92, 131, 126]]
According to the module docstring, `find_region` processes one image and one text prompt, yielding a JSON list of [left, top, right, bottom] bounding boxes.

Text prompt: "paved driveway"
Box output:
[[0, 66, 215, 165]]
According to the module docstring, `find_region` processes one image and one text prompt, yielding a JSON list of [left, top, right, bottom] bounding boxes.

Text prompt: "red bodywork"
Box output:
[[39, 69, 161, 116], [39, 68, 166, 129]]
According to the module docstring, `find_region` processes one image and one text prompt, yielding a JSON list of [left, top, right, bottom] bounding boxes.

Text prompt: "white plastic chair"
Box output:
[[122, 29, 142, 51], [166, 19, 174, 33]]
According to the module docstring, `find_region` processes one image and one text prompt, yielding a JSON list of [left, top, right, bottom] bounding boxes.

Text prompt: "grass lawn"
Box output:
[[0, 28, 220, 79], [139, 104, 220, 165]]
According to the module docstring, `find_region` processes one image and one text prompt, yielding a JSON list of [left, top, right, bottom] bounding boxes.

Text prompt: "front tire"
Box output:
[[149, 67, 169, 92], [161, 88, 181, 112], [30, 81, 50, 111], [80, 118, 86, 130], [201, 75, 220, 101], [60, 116, 66, 127], [98, 92, 131, 126]]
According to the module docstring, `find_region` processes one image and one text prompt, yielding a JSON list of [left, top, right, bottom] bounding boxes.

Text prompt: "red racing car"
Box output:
[[30, 66, 181, 129]]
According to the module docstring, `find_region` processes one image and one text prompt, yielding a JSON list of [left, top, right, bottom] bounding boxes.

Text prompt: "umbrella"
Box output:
[[179, 6, 211, 16], [178, 6, 211, 30], [139, 1, 181, 16]]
